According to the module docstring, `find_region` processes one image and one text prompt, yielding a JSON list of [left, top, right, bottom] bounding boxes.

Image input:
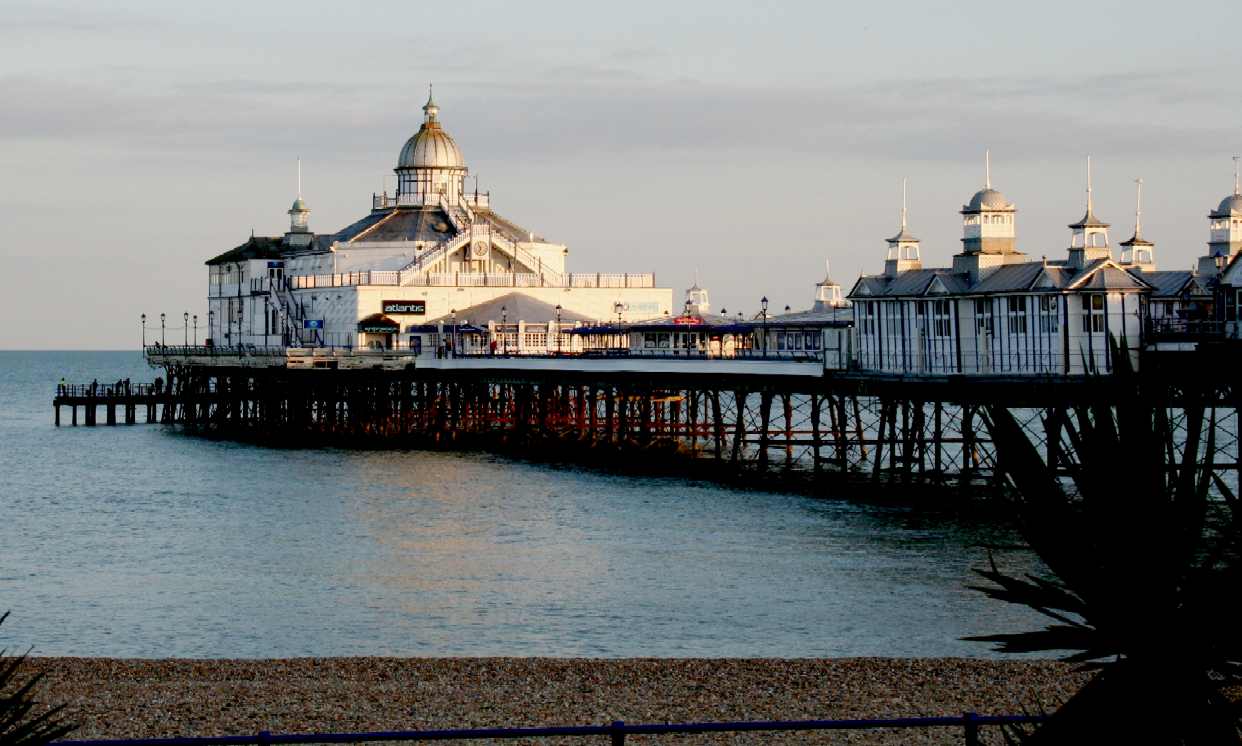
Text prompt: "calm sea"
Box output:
[[0, 351, 1047, 659]]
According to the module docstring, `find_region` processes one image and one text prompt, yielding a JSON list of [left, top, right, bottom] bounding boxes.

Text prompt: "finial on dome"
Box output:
[[1133, 177, 1144, 239], [1234, 155, 1240, 196], [985, 149, 991, 189], [296, 156, 302, 200], [423, 83, 439, 123]]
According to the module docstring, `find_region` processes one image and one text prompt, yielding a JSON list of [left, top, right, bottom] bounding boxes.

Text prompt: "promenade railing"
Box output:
[[54, 712, 1046, 746]]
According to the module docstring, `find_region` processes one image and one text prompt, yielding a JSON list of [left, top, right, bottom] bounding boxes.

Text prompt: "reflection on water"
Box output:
[[0, 352, 1049, 658]]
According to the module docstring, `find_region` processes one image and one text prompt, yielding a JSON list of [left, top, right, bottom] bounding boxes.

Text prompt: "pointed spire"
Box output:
[[887, 177, 919, 245], [900, 176, 908, 230], [1086, 155, 1094, 214], [985, 149, 992, 189], [296, 157, 303, 200], [423, 83, 439, 124], [1134, 177, 1143, 238], [1234, 155, 1240, 196]]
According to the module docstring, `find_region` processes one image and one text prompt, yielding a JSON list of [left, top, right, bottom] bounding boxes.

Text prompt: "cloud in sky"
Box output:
[[2, 0, 1240, 348]]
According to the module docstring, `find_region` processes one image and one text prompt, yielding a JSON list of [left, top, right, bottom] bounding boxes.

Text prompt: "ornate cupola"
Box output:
[[884, 178, 921, 276], [1067, 157, 1111, 268], [684, 277, 710, 315], [959, 151, 1018, 255], [1118, 177, 1155, 271], [285, 158, 312, 247], [813, 260, 846, 310], [1206, 156, 1242, 268], [394, 86, 468, 207]]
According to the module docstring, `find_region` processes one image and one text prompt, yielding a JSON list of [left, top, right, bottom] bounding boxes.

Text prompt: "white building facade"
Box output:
[[206, 91, 672, 349], [846, 161, 1205, 376]]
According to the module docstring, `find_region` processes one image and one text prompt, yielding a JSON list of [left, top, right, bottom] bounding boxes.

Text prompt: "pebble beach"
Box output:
[[22, 657, 1088, 745]]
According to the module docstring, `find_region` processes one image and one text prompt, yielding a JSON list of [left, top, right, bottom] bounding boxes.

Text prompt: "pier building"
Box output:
[[205, 90, 672, 350], [849, 158, 1232, 376]]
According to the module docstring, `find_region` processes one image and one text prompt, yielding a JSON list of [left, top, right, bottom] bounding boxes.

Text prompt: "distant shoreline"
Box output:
[[25, 657, 1085, 744]]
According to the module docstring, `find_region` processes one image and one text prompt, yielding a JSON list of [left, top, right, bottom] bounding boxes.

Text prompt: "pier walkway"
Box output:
[[53, 382, 166, 426]]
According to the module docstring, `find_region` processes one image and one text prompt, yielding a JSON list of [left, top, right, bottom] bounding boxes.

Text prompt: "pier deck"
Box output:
[[53, 383, 167, 426]]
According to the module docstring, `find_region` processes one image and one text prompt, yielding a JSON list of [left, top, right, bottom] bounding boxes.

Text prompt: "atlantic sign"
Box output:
[[382, 300, 426, 315]]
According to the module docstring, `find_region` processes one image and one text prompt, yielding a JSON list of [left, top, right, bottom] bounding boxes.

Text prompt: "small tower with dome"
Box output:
[[1067, 156, 1111, 268], [1202, 157, 1242, 275], [959, 151, 1018, 255], [884, 178, 921, 276], [951, 152, 1025, 279], [1118, 177, 1155, 271], [394, 86, 468, 206], [285, 158, 312, 247]]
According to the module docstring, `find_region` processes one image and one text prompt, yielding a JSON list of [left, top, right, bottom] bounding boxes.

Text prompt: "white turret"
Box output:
[[813, 260, 846, 310], [959, 150, 1018, 256], [684, 276, 710, 315], [1204, 156, 1242, 274], [1118, 177, 1155, 271], [884, 178, 921, 276], [1067, 156, 1111, 268]]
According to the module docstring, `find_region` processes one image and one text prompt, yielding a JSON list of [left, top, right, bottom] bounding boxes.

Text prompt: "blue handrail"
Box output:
[[54, 712, 1046, 746]]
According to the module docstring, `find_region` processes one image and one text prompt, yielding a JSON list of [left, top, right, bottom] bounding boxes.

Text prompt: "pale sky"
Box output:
[[2, 0, 1240, 348]]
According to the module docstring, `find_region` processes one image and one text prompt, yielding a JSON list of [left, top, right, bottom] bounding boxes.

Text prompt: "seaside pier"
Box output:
[[116, 342, 1241, 498]]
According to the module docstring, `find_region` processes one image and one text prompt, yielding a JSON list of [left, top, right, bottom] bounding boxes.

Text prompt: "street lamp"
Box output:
[[501, 304, 507, 355], [183, 311, 189, 346], [450, 308, 457, 357], [683, 299, 692, 316], [208, 309, 215, 345], [555, 304, 562, 354], [141, 313, 146, 347], [160, 313, 166, 346], [785, 305, 791, 314], [760, 296, 769, 356], [193, 314, 198, 345]]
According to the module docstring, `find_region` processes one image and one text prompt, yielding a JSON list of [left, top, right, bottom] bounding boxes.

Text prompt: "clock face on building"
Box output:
[[471, 240, 490, 259]]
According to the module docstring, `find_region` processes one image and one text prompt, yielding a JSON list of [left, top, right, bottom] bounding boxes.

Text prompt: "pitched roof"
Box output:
[[971, 263, 1064, 293], [333, 208, 457, 244], [1135, 270, 1212, 298], [205, 236, 285, 266], [425, 292, 592, 325], [1067, 259, 1150, 290]]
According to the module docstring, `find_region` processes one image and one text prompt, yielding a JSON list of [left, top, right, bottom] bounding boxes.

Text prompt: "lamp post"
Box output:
[[501, 304, 507, 355], [614, 301, 624, 325], [450, 309, 457, 357], [183, 311, 189, 346], [193, 314, 198, 345], [555, 304, 562, 354], [208, 309, 215, 346], [160, 313, 166, 346], [141, 314, 146, 348], [760, 296, 769, 356]]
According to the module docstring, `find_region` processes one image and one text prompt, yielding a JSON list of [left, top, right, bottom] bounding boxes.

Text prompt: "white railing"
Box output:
[[567, 273, 655, 289], [372, 193, 428, 210], [287, 270, 656, 289]]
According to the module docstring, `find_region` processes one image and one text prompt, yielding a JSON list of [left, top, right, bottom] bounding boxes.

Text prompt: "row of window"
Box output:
[[859, 295, 1114, 339]]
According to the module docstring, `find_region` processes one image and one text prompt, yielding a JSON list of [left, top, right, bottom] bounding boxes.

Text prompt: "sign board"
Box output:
[[266, 261, 285, 268], [303, 319, 324, 330], [672, 315, 704, 325], [382, 300, 426, 315]]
